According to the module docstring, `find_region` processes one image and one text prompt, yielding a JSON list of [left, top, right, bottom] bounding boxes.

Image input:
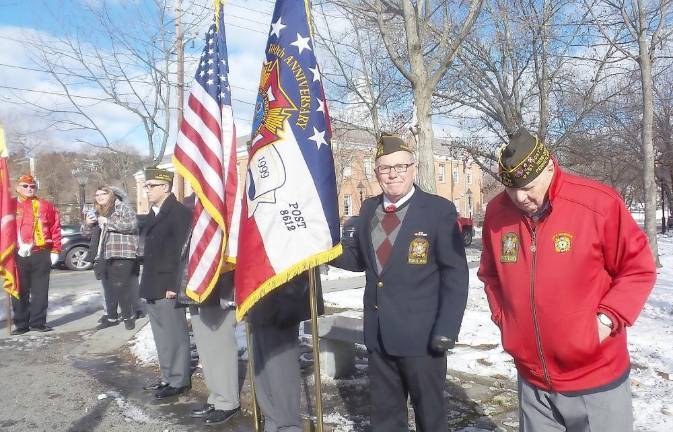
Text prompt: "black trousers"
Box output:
[[12, 249, 51, 329], [101, 258, 135, 320], [369, 349, 448, 432]]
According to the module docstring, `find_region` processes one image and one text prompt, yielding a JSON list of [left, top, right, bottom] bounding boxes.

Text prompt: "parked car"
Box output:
[[56, 224, 92, 271], [457, 214, 474, 246], [341, 212, 475, 247]]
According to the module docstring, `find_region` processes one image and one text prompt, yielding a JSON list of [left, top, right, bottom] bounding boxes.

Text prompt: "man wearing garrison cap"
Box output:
[[138, 167, 193, 399], [11, 174, 62, 335], [333, 134, 469, 431], [478, 128, 656, 431]]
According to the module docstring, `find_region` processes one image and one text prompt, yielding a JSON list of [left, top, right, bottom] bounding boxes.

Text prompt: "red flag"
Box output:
[[0, 125, 19, 299], [172, 3, 241, 302]]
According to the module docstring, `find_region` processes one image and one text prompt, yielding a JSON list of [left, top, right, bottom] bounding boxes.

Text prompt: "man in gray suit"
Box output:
[[188, 271, 241, 425], [139, 167, 192, 399]]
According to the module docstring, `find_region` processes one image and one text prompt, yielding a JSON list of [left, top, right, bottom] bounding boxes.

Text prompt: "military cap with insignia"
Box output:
[[375, 134, 413, 159], [144, 167, 174, 184], [498, 127, 551, 188]]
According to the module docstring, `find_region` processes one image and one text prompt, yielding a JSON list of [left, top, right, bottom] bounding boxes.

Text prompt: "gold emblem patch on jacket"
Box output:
[[408, 236, 429, 264], [500, 232, 519, 263], [553, 232, 573, 253]]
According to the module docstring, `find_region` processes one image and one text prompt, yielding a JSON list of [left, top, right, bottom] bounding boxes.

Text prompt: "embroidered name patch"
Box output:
[[500, 232, 519, 263], [553, 232, 573, 253], [408, 237, 429, 264]]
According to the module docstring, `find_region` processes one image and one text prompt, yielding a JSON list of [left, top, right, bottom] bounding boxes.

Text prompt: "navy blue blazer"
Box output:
[[335, 187, 469, 356]]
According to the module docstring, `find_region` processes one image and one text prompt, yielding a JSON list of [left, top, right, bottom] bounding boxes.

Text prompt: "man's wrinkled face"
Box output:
[[16, 182, 37, 198], [375, 151, 416, 202], [504, 161, 554, 215]]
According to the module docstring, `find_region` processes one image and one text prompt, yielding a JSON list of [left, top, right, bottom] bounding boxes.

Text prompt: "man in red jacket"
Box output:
[[11, 174, 62, 335], [478, 128, 656, 431]]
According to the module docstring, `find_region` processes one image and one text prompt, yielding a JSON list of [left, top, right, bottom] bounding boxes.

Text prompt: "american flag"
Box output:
[[173, 4, 241, 302]]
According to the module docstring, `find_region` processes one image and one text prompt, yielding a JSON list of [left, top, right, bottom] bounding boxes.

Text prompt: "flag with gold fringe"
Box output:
[[0, 125, 19, 299], [172, 0, 241, 302], [235, 0, 341, 320]]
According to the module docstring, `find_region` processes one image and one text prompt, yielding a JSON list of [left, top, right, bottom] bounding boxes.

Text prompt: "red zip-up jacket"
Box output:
[[478, 164, 656, 392]]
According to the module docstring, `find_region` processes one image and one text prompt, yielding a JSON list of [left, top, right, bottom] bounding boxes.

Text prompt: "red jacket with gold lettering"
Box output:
[[478, 163, 655, 392]]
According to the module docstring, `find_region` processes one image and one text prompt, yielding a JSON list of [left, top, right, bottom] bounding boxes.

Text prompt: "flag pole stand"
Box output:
[[245, 321, 262, 432], [308, 268, 324, 432]]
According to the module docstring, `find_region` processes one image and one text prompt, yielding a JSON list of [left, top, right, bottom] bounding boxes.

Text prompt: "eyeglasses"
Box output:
[[375, 163, 414, 174], [94, 192, 109, 197], [143, 183, 165, 190], [19, 184, 37, 190]]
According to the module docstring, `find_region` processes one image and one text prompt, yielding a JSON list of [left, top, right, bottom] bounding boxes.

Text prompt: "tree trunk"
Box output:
[[414, 88, 436, 193], [638, 38, 660, 264]]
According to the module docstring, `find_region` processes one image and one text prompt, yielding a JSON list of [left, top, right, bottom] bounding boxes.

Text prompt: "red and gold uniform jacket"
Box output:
[[15, 196, 62, 253]]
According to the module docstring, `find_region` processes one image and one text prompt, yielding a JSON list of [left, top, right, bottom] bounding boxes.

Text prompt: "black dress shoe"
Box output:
[[155, 385, 190, 399], [30, 325, 53, 332], [204, 407, 240, 425], [143, 381, 169, 391], [96, 319, 119, 330], [10, 327, 29, 336], [190, 403, 215, 418]]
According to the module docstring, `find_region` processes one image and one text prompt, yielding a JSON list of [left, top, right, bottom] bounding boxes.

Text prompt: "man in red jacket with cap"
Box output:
[[478, 128, 656, 431], [11, 174, 62, 335]]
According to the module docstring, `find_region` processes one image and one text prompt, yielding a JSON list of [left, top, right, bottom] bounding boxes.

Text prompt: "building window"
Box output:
[[343, 164, 352, 177], [452, 165, 459, 183], [364, 158, 373, 177], [466, 171, 472, 185], [438, 163, 445, 183], [344, 194, 353, 216]]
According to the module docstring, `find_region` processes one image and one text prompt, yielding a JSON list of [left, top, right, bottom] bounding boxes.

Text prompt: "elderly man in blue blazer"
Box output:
[[333, 135, 469, 432]]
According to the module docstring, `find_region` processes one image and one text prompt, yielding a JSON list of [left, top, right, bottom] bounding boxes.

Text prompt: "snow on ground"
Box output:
[[323, 234, 673, 431], [122, 227, 673, 430]]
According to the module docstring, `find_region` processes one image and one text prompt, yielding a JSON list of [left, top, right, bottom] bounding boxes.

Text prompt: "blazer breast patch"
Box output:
[[408, 237, 429, 264]]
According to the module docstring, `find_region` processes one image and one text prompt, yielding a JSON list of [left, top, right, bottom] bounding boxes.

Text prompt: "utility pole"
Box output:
[[175, 0, 185, 201]]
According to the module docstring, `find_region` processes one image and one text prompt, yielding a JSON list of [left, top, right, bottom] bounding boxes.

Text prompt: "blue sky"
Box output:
[[0, 0, 279, 157]]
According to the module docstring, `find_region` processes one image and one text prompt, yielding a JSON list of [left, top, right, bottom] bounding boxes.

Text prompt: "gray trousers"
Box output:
[[251, 323, 302, 432], [518, 376, 633, 432], [190, 303, 240, 410], [146, 298, 191, 388]]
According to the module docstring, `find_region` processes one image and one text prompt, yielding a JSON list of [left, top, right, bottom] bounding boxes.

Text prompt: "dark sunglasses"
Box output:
[[19, 184, 37, 190]]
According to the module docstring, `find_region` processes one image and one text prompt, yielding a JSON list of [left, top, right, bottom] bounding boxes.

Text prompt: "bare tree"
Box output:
[[324, 0, 484, 193], [436, 0, 621, 178], [315, 4, 412, 140], [584, 0, 673, 262], [17, 0, 210, 163]]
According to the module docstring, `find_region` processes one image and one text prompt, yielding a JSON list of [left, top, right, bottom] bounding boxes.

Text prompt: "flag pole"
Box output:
[[308, 268, 324, 432], [245, 321, 262, 431], [5, 293, 11, 335]]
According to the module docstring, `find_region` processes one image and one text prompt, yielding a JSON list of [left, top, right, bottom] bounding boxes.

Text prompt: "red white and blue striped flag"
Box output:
[[235, 0, 342, 319], [173, 2, 241, 302]]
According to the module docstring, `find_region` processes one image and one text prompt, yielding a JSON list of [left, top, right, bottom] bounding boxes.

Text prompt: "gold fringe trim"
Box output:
[[235, 243, 343, 321], [1, 244, 19, 299]]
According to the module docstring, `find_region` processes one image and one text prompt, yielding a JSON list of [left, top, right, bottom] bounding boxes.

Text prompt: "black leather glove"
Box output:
[[430, 335, 455, 352]]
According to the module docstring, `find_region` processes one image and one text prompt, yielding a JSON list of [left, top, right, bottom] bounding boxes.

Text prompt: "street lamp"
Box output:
[[71, 168, 88, 217], [356, 181, 364, 206], [465, 188, 473, 218]]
